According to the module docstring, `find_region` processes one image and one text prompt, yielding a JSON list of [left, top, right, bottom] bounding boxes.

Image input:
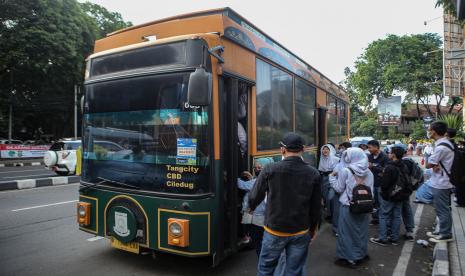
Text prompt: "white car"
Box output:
[[350, 136, 375, 143], [0, 139, 23, 145], [43, 140, 125, 176], [43, 140, 81, 176]]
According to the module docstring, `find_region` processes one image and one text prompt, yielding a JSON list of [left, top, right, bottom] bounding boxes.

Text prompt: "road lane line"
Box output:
[[3, 174, 54, 179], [0, 168, 46, 174], [392, 203, 424, 276], [87, 236, 105, 242], [11, 200, 78, 212]]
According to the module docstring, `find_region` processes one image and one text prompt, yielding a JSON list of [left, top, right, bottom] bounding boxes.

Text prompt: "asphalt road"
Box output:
[[0, 184, 437, 276], [0, 166, 57, 182]]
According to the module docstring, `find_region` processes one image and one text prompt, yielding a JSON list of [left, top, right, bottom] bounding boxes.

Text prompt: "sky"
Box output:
[[86, 0, 444, 84]]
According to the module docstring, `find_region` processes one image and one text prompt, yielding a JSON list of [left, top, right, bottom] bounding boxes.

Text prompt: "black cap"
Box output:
[[279, 132, 305, 151]]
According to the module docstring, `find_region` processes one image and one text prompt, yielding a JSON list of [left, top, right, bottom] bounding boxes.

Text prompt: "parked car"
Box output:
[[0, 139, 23, 145], [43, 140, 81, 176], [43, 140, 125, 176], [350, 136, 375, 143]]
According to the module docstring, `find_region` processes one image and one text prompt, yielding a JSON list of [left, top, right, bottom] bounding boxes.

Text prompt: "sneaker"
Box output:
[[404, 233, 415, 242], [389, 239, 399, 246], [429, 235, 454, 243], [238, 236, 251, 246], [334, 259, 358, 269], [370, 237, 388, 246], [426, 231, 439, 238]]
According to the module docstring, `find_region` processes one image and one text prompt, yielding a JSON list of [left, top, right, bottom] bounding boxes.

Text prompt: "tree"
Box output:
[[80, 2, 132, 38], [0, 0, 131, 139], [410, 120, 427, 140], [345, 34, 443, 118]]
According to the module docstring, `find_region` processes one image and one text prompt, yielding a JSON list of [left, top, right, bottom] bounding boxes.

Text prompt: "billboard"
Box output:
[[378, 96, 401, 126], [0, 145, 49, 159]]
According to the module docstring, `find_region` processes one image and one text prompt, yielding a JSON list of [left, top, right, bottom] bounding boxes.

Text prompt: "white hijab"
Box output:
[[341, 147, 370, 177], [318, 144, 340, 172]]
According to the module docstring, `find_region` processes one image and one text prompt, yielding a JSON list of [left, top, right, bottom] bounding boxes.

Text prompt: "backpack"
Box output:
[[346, 168, 374, 214], [437, 142, 465, 186], [402, 158, 424, 190], [389, 163, 412, 202]]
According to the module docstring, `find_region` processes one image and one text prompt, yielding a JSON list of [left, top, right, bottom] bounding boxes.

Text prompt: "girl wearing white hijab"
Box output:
[[319, 144, 340, 220], [333, 147, 374, 268]]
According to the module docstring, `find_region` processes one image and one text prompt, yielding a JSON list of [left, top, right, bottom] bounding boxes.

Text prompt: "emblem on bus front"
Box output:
[[113, 212, 130, 237]]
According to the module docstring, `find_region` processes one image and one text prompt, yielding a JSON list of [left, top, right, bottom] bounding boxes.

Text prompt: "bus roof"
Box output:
[[97, 7, 346, 101]]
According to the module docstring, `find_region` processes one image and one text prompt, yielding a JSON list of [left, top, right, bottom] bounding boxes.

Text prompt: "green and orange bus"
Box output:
[[77, 7, 349, 266]]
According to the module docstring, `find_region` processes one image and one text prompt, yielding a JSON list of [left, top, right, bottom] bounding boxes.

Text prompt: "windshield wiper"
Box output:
[[97, 177, 140, 190]]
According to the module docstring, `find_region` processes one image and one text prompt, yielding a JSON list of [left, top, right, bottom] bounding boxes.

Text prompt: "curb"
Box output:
[[0, 162, 43, 167], [432, 242, 449, 276], [0, 176, 80, 191]]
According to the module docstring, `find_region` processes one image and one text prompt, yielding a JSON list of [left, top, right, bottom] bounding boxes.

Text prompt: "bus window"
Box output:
[[256, 59, 293, 151], [295, 79, 316, 147], [82, 72, 210, 195]]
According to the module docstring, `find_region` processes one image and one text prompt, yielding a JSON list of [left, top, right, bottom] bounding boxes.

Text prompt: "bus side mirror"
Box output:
[[187, 68, 212, 106]]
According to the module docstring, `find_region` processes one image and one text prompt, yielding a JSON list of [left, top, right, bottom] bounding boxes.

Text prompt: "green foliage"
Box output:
[[80, 2, 132, 37], [0, 0, 131, 139], [439, 114, 464, 138], [345, 34, 443, 112], [387, 126, 404, 140], [410, 120, 427, 140]]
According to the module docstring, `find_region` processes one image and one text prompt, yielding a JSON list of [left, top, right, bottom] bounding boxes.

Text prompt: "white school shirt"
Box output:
[[428, 137, 454, 189]]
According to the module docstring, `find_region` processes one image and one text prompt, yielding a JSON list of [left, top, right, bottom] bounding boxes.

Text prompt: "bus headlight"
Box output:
[[167, 218, 189, 247], [77, 202, 91, 226], [169, 222, 182, 237]]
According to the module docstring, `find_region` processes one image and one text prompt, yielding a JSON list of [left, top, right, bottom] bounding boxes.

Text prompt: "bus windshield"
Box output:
[[82, 72, 211, 195]]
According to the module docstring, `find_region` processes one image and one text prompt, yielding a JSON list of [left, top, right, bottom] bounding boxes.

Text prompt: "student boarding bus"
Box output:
[[77, 7, 349, 266]]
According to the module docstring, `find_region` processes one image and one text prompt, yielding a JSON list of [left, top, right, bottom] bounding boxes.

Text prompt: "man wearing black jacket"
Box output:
[[367, 140, 389, 225], [249, 132, 321, 276], [370, 146, 409, 246]]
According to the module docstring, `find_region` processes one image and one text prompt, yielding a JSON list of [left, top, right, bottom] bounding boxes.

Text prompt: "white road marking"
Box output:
[[12, 200, 78, 212], [392, 203, 424, 276], [0, 168, 46, 174], [3, 174, 53, 179], [87, 236, 105, 242]]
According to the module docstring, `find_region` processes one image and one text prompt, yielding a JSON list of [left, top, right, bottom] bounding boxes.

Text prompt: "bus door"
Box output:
[[220, 76, 252, 254], [318, 106, 328, 152]]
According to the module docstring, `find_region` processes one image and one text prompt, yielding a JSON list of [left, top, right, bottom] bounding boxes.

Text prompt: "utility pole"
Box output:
[[8, 103, 12, 143], [74, 85, 78, 140]]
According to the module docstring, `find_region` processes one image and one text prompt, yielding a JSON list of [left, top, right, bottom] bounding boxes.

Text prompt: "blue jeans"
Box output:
[[321, 176, 331, 217], [402, 199, 414, 233], [329, 189, 341, 233], [372, 186, 380, 220], [431, 187, 452, 237], [257, 231, 311, 276], [379, 193, 402, 241]]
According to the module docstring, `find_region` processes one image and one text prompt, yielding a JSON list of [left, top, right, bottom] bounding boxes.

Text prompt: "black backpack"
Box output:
[[347, 168, 374, 214], [389, 163, 412, 202], [437, 143, 465, 186], [402, 158, 424, 190]]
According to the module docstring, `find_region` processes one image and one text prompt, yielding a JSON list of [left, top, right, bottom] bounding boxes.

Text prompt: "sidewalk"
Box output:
[[0, 175, 80, 191], [0, 158, 44, 167], [449, 205, 465, 276]]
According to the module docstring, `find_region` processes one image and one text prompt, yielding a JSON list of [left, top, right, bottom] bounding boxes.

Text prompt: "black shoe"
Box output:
[[355, 255, 370, 265], [334, 259, 358, 269], [429, 235, 454, 243], [404, 234, 414, 242], [370, 237, 388, 246], [389, 239, 399, 246]]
